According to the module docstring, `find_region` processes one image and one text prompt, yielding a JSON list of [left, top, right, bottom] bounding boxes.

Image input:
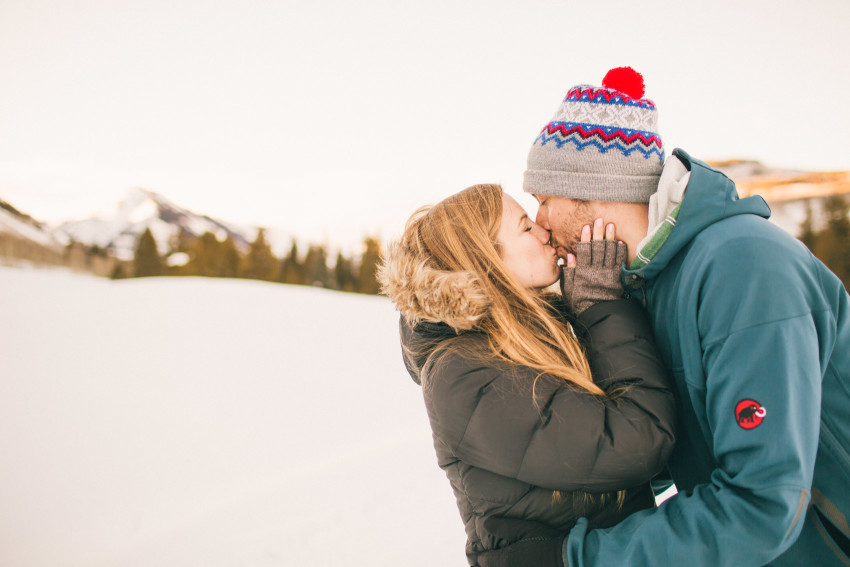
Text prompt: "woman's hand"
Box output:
[[561, 218, 628, 314]]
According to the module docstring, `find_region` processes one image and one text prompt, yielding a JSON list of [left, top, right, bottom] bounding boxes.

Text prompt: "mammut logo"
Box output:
[[735, 399, 766, 430]]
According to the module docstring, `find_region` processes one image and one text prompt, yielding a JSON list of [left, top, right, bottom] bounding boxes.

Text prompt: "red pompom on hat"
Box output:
[[602, 66, 645, 99]]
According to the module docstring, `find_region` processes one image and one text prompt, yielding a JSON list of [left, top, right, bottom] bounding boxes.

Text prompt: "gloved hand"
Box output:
[[476, 517, 565, 567], [561, 219, 627, 314]]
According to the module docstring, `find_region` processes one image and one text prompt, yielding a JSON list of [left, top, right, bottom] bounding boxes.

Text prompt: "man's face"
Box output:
[[532, 194, 595, 259]]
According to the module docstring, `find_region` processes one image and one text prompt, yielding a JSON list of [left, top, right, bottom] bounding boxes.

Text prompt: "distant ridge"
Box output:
[[0, 189, 297, 272], [707, 160, 850, 236], [0, 197, 70, 269], [709, 159, 850, 198], [57, 187, 294, 261], [0, 197, 64, 249]]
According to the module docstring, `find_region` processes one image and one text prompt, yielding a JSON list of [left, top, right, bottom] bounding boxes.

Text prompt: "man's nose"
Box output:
[[535, 211, 550, 230]]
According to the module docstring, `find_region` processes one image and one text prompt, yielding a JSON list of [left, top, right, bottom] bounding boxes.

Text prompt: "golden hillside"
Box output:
[[707, 160, 850, 202]]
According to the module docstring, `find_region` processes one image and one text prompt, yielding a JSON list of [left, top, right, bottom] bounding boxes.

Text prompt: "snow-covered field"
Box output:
[[0, 266, 465, 566]]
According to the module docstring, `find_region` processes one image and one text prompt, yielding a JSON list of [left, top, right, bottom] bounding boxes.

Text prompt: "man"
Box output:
[[480, 67, 850, 566]]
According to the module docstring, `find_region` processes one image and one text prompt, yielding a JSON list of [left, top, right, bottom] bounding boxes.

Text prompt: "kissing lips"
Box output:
[[548, 238, 569, 260]]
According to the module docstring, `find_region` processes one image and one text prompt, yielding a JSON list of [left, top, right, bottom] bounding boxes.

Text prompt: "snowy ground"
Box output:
[[0, 266, 466, 566]]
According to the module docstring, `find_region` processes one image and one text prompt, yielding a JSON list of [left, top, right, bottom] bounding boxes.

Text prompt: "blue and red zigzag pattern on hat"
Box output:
[[538, 122, 662, 159], [564, 86, 657, 109], [533, 67, 664, 161]]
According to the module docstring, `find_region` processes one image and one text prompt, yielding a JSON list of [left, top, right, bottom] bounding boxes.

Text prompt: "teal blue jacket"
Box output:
[[565, 149, 850, 566]]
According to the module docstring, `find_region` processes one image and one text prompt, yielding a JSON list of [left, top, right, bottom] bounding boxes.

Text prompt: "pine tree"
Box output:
[[109, 263, 127, 280], [302, 244, 329, 287], [187, 232, 221, 277], [219, 235, 240, 278], [241, 228, 278, 281], [356, 237, 382, 295], [133, 228, 164, 277], [171, 226, 196, 255], [280, 241, 304, 284], [814, 195, 850, 288], [165, 227, 196, 276], [798, 200, 818, 252], [334, 251, 356, 292]]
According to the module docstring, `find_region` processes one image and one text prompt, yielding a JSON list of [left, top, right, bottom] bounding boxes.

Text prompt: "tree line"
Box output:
[[128, 227, 382, 294], [9, 194, 849, 298], [799, 194, 850, 290]]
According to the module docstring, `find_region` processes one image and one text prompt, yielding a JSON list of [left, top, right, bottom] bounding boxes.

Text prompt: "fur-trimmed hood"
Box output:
[[379, 238, 492, 332]]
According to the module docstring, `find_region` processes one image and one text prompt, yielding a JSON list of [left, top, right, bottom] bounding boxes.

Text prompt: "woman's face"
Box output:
[[497, 194, 560, 289]]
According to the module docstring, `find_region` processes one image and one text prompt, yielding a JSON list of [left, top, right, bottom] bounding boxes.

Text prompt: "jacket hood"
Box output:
[[399, 318, 459, 385], [623, 148, 772, 284], [379, 239, 491, 332]]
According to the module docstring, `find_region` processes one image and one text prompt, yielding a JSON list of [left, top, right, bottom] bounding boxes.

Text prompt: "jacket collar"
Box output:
[[622, 148, 772, 285]]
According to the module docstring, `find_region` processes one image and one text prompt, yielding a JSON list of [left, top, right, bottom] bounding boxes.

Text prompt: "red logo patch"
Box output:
[[735, 399, 766, 429]]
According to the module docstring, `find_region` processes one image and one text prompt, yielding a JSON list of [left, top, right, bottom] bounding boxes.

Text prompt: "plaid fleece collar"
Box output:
[[629, 203, 682, 270]]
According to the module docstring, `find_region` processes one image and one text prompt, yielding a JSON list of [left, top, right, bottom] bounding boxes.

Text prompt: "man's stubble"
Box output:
[[553, 199, 596, 258]]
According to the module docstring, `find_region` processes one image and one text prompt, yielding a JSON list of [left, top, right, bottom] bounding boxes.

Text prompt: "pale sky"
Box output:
[[1, 0, 849, 249]]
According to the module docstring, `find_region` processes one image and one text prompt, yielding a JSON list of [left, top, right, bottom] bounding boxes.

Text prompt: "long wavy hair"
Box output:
[[379, 183, 603, 396]]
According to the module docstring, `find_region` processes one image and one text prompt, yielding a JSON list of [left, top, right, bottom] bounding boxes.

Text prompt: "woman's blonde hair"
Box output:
[[379, 183, 603, 396]]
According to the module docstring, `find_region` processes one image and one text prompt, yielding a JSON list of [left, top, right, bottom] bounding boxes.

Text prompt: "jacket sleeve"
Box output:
[[564, 235, 826, 567], [424, 298, 676, 492]]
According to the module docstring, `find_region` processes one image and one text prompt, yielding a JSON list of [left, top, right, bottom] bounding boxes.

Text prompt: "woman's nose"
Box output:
[[533, 223, 549, 242]]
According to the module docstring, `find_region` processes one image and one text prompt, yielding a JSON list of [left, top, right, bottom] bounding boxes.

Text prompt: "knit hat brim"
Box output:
[[524, 169, 661, 203], [524, 136, 663, 202]]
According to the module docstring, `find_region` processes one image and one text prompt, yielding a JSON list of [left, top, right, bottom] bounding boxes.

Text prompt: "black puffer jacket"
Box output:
[[400, 299, 676, 565]]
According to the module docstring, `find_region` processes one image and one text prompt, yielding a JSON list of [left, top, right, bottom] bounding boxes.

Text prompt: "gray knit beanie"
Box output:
[[524, 67, 664, 203]]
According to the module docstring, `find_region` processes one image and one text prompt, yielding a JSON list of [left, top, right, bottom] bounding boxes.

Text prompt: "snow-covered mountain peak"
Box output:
[[90, 187, 182, 226], [57, 187, 253, 261]]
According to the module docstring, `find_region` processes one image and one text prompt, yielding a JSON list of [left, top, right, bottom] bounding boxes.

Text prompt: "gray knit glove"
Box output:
[[561, 239, 628, 314]]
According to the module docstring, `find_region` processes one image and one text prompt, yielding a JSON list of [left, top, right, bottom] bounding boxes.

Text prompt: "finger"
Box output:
[[580, 224, 591, 243], [606, 222, 615, 241], [592, 218, 604, 241], [615, 241, 628, 266], [591, 239, 605, 265], [603, 239, 618, 267], [566, 253, 576, 268], [575, 242, 592, 267]]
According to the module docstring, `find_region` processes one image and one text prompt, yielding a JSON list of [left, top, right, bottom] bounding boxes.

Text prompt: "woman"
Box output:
[[379, 184, 675, 566]]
